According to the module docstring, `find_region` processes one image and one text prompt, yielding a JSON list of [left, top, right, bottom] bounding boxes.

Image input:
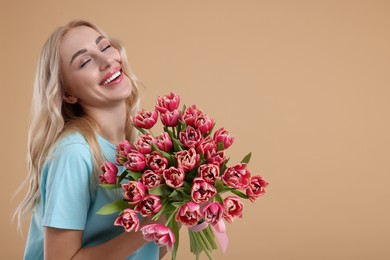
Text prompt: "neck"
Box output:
[[85, 102, 128, 145]]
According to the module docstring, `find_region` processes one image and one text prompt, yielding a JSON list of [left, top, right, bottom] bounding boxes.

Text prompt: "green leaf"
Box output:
[[240, 152, 252, 164], [151, 143, 173, 160], [96, 200, 129, 215], [169, 190, 180, 199], [209, 122, 216, 135], [214, 193, 224, 203], [167, 212, 180, 260], [98, 184, 121, 189], [164, 126, 174, 138], [231, 189, 250, 199], [127, 170, 142, 181], [182, 181, 192, 192], [199, 153, 206, 163], [164, 204, 177, 214], [214, 179, 224, 193], [217, 142, 225, 151], [171, 201, 185, 208], [220, 158, 230, 174], [170, 188, 191, 201], [181, 104, 187, 115], [130, 123, 147, 135], [149, 184, 172, 197], [172, 138, 184, 152], [177, 119, 186, 134]]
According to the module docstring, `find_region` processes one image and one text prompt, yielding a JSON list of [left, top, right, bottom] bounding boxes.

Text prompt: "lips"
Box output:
[[100, 67, 124, 86]]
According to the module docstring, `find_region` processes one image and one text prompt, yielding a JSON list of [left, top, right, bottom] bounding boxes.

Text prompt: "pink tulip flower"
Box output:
[[116, 140, 134, 165], [202, 202, 224, 225], [122, 181, 147, 204], [154, 132, 173, 152], [175, 148, 200, 172], [222, 163, 251, 189], [213, 127, 234, 149], [140, 170, 162, 189], [141, 224, 176, 251], [134, 133, 154, 155], [147, 151, 169, 175], [160, 109, 180, 127], [196, 135, 217, 155], [223, 196, 244, 223], [114, 208, 140, 232], [179, 125, 203, 148], [194, 113, 214, 134], [206, 148, 226, 166], [163, 167, 185, 188], [131, 109, 158, 129], [246, 175, 269, 202], [175, 202, 201, 227], [198, 163, 220, 184], [124, 151, 146, 172], [182, 105, 203, 126], [155, 92, 180, 114], [99, 161, 118, 184], [135, 194, 162, 217], [191, 177, 217, 203]]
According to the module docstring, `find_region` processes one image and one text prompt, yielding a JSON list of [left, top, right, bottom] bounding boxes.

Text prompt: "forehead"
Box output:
[[60, 26, 101, 63]]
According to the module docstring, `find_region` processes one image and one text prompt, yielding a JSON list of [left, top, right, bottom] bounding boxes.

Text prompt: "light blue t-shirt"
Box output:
[[24, 132, 159, 259]]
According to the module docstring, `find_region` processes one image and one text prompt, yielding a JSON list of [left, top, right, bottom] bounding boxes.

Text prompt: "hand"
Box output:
[[159, 246, 168, 259]]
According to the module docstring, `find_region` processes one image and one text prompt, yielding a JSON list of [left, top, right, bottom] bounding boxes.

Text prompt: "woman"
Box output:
[[15, 20, 165, 260]]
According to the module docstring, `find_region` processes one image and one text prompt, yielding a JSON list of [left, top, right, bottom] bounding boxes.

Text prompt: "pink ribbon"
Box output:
[[188, 220, 229, 253], [211, 220, 229, 253], [189, 221, 209, 232]]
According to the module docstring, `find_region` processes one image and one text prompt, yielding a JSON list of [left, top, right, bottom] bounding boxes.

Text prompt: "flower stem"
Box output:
[[198, 230, 213, 251], [189, 230, 195, 253], [165, 209, 177, 226], [189, 230, 200, 256], [204, 226, 218, 249], [194, 231, 214, 260], [171, 127, 176, 139]]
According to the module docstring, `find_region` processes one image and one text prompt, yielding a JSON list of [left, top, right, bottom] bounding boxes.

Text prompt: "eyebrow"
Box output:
[[69, 35, 107, 65]]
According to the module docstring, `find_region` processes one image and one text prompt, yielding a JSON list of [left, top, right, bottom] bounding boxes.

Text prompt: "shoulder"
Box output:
[[51, 132, 91, 158], [45, 132, 93, 171], [42, 132, 94, 187]]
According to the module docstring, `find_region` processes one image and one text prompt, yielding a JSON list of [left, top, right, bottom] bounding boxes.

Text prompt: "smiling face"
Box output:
[[59, 25, 133, 112]]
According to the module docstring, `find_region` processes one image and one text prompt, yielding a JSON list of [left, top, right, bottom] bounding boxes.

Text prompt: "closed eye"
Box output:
[[102, 45, 112, 52], [80, 59, 91, 68]]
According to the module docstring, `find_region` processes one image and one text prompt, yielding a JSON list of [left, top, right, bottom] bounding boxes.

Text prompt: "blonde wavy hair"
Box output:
[[15, 20, 141, 230]]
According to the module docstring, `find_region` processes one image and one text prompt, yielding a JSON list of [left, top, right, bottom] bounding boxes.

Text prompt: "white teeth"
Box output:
[[103, 71, 121, 85]]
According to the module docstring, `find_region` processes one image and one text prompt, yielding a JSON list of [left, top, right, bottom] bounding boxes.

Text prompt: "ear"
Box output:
[[63, 94, 78, 104]]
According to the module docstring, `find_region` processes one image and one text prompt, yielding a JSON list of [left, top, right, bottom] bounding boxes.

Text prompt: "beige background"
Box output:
[[1, 0, 390, 259]]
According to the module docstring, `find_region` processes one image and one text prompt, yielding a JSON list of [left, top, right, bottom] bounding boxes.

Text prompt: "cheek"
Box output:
[[109, 47, 122, 61], [66, 70, 99, 96], [62, 74, 78, 96]]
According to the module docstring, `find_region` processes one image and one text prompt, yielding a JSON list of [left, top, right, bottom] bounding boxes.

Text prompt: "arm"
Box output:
[[44, 215, 164, 260], [44, 213, 167, 260], [44, 226, 149, 260]]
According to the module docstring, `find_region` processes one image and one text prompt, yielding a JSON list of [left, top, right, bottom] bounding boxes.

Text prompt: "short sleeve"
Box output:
[[42, 142, 93, 230]]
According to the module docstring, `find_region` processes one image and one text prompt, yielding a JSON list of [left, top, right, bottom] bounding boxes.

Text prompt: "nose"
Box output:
[[99, 54, 114, 71]]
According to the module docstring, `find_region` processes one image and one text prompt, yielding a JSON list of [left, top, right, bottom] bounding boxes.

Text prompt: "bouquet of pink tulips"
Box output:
[[97, 92, 268, 259]]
